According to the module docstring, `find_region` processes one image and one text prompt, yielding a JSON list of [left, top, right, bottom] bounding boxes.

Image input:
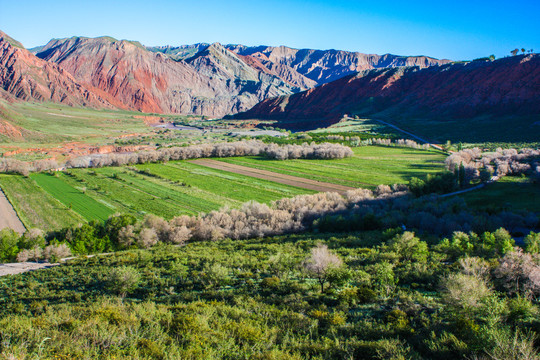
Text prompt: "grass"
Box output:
[[0, 175, 84, 230], [1, 101, 150, 145], [0, 146, 446, 230], [462, 176, 540, 213], [138, 161, 313, 203], [31, 173, 115, 222], [217, 146, 446, 188], [384, 114, 540, 143]]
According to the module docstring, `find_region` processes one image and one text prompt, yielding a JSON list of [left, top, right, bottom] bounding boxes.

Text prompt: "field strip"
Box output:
[[189, 159, 355, 194], [222, 158, 374, 187], [0, 188, 26, 234]]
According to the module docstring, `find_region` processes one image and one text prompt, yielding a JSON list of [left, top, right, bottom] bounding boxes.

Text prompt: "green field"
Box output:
[[0, 161, 314, 230], [0, 175, 84, 230], [0, 101, 211, 160], [217, 146, 446, 188], [462, 176, 540, 213], [0, 146, 447, 230], [31, 173, 115, 222]]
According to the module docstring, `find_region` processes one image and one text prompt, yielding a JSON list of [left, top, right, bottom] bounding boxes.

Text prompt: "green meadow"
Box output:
[[218, 146, 446, 188], [0, 146, 447, 231]]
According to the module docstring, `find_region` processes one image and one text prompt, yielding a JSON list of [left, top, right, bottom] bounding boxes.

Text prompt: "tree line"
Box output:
[[0, 140, 353, 175]]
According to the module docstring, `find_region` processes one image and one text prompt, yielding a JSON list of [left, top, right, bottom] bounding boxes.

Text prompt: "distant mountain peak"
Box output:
[[0, 30, 25, 49]]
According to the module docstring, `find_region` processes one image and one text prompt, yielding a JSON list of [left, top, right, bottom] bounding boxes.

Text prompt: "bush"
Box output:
[[107, 266, 141, 297]]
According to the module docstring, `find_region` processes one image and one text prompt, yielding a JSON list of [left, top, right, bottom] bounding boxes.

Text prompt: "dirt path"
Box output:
[[0, 188, 26, 234], [189, 159, 355, 194], [0, 262, 59, 276], [0, 252, 117, 277]]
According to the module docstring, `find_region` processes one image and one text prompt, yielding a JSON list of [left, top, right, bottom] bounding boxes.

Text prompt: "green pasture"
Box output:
[[218, 146, 446, 188], [462, 176, 540, 213]]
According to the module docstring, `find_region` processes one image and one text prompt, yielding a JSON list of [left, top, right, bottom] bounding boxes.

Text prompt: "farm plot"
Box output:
[[0, 146, 447, 231], [189, 159, 354, 194], [138, 161, 315, 203], [0, 175, 84, 230], [217, 146, 446, 188], [31, 173, 115, 222]]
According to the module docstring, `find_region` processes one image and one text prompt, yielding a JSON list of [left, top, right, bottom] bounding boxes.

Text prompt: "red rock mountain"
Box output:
[[0, 31, 113, 108], [36, 37, 299, 117], [2, 30, 451, 118], [236, 54, 540, 133]]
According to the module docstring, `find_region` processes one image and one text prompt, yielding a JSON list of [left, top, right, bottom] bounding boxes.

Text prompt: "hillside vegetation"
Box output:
[[2, 230, 540, 359]]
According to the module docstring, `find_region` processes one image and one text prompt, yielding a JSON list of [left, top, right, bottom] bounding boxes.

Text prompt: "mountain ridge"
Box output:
[[234, 54, 540, 137]]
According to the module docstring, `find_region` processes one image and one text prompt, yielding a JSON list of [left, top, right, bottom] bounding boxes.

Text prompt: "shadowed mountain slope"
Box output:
[[235, 55, 540, 141]]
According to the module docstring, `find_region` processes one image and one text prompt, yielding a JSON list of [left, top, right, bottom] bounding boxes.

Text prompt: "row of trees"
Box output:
[[359, 138, 432, 150], [0, 140, 353, 175], [446, 147, 540, 183], [5, 175, 538, 263]]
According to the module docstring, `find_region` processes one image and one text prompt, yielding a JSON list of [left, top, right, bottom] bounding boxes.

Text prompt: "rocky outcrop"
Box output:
[[236, 55, 540, 131], [0, 31, 113, 109], [36, 37, 297, 117]]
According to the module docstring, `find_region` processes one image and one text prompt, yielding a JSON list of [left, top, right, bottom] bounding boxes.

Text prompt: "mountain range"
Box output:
[[1, 30, 538, 141], [1, 30, 449, 118], [235, 54, 540, 133]]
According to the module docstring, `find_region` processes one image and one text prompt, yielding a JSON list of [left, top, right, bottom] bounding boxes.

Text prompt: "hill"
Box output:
[[149, 44, 450, 88], [35, 37, 299, 117], [0, 31, 113, 109], [235, 55, 540, 141]]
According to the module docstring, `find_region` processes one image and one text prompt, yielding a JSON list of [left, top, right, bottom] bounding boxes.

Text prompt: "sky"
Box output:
[[1, 0, 538, 60]]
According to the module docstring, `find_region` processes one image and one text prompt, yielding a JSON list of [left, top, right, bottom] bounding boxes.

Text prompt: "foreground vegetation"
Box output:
[[1, 230, 540, 359]]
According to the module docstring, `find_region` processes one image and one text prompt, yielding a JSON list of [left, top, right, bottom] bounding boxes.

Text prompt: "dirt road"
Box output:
[[190, 159, 355, 194], [0, 189, 25, 233]]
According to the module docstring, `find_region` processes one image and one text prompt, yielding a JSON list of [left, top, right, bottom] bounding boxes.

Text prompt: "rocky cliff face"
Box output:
[[236, 55, 540, 131], [150, 43, 448, 89], [226, 45, 451, 84], [37, 37, 297, 117], [0, 31, 113, 108]]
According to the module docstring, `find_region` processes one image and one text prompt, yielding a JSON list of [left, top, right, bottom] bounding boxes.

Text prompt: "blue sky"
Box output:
[[1, 0, 538, 60]]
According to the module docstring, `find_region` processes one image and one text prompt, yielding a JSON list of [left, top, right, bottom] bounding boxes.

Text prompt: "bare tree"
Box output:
[[137, 228, 158, 248], [304, 243, 343, 292], [43, 244, 72, 262], [494, 249, 540, 298]]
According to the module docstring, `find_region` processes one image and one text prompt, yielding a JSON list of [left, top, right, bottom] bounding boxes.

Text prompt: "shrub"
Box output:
[[107, 266, 141, 298]]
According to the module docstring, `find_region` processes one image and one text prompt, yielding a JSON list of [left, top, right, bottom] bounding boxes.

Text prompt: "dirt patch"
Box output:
[[0, 188, 25, 233], [0, 120, 23, 139], [190, 159, 355, 194], [46, 112, 90, 119], [0, 262, 59, 277]]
